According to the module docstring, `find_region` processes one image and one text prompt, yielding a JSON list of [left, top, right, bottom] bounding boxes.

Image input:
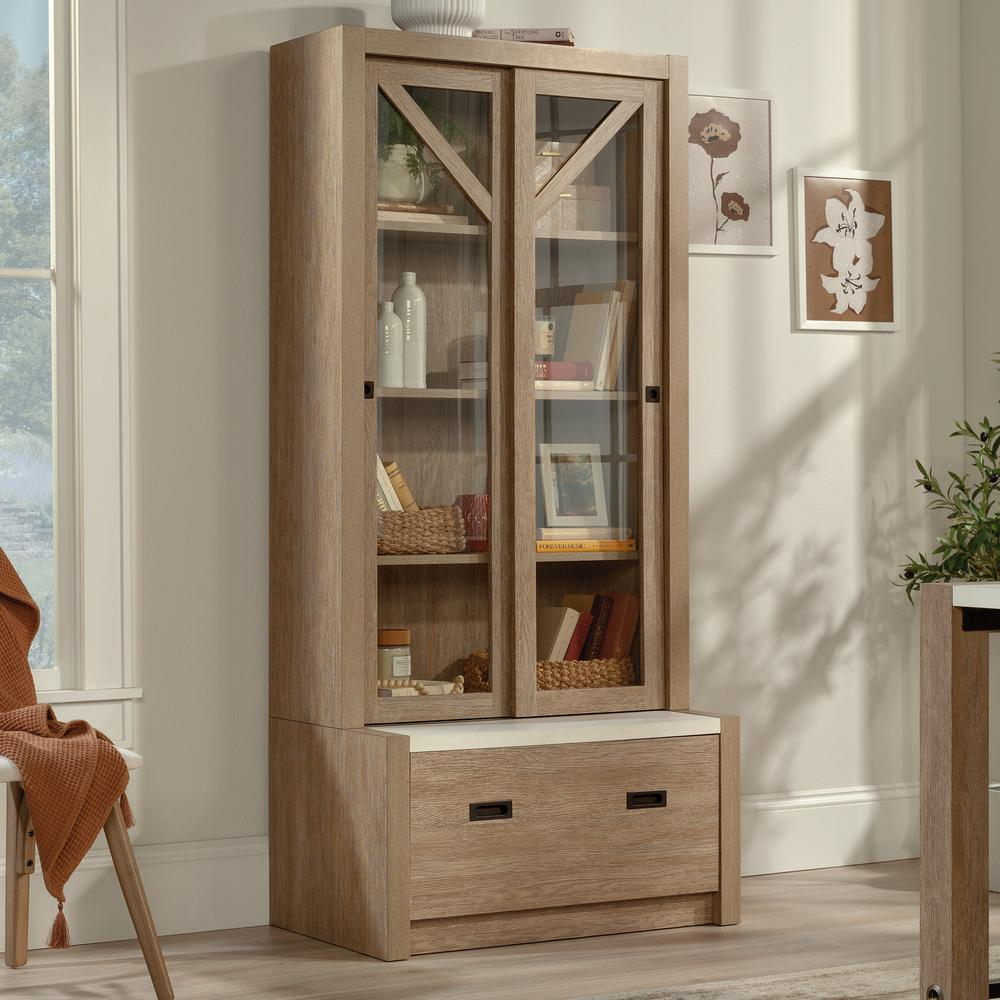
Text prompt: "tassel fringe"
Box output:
[[120, 792, 135, 829], [48, 902, 71, 950]]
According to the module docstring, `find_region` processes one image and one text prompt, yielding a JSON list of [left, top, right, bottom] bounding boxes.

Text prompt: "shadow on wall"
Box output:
[[691, 0, 962, 874]]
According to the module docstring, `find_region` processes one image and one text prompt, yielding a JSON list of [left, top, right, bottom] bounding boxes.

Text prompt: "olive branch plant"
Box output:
[[898, 353, 1000, 601]]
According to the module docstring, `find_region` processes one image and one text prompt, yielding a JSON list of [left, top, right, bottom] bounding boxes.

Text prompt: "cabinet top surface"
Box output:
[[368, 711, 721, 753], [272, 25, 679, 80], [951, 581, 1000, 609]]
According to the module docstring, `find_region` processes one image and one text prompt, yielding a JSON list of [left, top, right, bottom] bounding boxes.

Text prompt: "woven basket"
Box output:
[[378, 505, 466, 556], [536, 657, 634, 690], [462, 651, 634, 692]]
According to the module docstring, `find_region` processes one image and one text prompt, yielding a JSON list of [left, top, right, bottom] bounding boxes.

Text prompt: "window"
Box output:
[[0, 1, 60, 677]]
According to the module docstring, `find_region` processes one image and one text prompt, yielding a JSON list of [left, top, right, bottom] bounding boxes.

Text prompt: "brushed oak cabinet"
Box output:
[[269, 25, 739, 960]]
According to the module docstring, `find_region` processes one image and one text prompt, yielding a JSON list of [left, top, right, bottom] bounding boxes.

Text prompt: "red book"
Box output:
[[599, 594, 639, 660], [564, 611, 593, 661], [535, 360, 594, 381], [582, 596, 614, 660]]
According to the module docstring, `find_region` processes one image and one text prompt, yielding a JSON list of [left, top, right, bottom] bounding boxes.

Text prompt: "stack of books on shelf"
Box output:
[[536, 592, 638, 662], [472, 27, 574, 46], [535, 527, 635, 554], [376, 454, 419, 513], [536, 280, 637, 392], [458, 361, 488, 391], [377, 202, 468, 227]]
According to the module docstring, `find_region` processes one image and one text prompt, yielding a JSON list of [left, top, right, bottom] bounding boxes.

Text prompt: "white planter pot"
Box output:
[[391, 0, 486, 36], [377, 144, 429, 204]]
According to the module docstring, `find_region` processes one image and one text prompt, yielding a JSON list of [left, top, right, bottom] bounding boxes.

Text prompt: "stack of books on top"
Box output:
[[536, 279, 637, 392], [472, 28, 574, 46], [536, 592, 638, 663], [376, 454, 419, 513], [458, 361, 488, 391], [536, 527, 635, 554]]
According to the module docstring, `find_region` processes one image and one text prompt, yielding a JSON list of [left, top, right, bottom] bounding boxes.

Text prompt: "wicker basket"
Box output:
[[462, 651, 634, 692], [378, 505, 466, 556], [536, 657, 634, 690]]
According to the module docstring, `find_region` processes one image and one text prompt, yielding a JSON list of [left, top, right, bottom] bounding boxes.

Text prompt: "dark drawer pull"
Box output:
[[469, 800, 512, 822], [626, 789, 667, 810]]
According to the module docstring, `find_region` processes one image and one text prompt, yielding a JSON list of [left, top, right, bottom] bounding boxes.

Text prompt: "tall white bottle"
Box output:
[[392, 271, 427, 389], [377, 301, 404, 388]]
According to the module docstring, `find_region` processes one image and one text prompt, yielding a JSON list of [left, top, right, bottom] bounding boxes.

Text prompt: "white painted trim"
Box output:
[[0, 836, 268, 950], [44, 686, 142, 704], [793, 165, 900, 333], [952, 581, 1000, 609], [742, 781, 919, 876]]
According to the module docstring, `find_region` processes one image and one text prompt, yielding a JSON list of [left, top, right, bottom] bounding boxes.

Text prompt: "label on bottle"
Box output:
[[392, 654, 411, 678]]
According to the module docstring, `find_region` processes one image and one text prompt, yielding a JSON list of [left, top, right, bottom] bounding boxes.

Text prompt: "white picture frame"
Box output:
[[539, 443, 609, 529], [688, 87, 776, 256], [793, 167, 899, 332]]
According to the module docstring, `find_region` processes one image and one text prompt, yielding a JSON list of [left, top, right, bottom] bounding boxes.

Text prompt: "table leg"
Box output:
[[921, 583, 990, 1000]]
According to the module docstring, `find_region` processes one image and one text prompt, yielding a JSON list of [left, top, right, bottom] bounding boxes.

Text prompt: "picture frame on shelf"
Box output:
[[793, 167, 899, 332], [688, 87, 775, 256], [539, 443, 609, 529]]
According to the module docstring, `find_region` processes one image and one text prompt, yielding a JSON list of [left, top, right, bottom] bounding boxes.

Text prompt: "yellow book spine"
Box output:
[[383, 461, 420, 512], [534, 539, 637, 553]]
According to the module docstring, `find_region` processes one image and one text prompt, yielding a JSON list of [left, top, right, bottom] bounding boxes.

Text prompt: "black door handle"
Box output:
[[469, 800, 513, 821], [626, 789, 667, 810]]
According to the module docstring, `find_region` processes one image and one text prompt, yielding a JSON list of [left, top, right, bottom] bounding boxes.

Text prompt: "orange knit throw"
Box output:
[[0, 547, 132, 949]]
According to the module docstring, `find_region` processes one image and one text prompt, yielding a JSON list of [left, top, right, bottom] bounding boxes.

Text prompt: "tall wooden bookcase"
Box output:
[[269, 26, 740, 961]]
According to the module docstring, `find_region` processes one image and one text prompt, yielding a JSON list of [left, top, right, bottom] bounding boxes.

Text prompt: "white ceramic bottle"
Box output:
[[377, 301, 404, 388], [392, 272, 427, 389]]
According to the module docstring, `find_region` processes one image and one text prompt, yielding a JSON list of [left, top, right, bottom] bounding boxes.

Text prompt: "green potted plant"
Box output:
[[377, 96, 475, 205], [898, 354, 1000, 600]]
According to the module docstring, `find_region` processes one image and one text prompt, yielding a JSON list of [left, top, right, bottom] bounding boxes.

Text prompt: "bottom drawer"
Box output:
[[409, 736, 720, 920]]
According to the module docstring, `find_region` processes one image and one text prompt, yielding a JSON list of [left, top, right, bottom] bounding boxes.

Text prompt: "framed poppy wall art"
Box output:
[[688, 88, 775, 256], [793, 167, 899, 332]]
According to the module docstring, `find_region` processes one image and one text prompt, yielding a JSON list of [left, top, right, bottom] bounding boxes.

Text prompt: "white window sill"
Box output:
[[42, 688, 143, 705]]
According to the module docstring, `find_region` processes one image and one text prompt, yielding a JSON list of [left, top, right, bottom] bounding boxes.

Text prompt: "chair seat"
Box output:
[[0, 748, 142, 784]]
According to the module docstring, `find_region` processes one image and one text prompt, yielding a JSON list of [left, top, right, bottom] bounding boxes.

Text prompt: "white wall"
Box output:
[[3, 0, 972, 948]]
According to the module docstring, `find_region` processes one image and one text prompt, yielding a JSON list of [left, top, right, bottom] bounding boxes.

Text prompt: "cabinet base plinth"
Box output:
[[410, 892, 716, 954]]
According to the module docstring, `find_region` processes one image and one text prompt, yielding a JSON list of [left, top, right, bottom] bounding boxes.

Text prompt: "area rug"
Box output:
[[582, 946, 1000, 1000]]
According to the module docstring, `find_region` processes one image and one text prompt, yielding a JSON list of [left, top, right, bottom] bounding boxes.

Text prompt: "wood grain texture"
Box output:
[[269, 29, 366, 729], [714, 715, 741, 925], [269, 719, 411, 960], [920, 583, 990, 1000], [4, 782, 32, 969], [512, 68, 538, 718], [411, 892, 714, 954], [360, 27, 675, 79], [533, 70, 647, 102], [409, 737, 720, 920], [664, 57, 690, 710], [104, 802, 175, 1000]]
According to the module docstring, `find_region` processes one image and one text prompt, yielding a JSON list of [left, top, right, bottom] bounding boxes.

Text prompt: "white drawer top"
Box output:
[[952, 582, 1000, 609], [368, 710, 722, 753]]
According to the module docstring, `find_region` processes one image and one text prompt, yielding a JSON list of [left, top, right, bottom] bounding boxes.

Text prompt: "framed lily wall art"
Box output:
[[794, 167, 898, 332], [688, 89, 775, 255]]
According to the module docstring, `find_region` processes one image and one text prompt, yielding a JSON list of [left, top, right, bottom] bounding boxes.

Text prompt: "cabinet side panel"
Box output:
[[714, 714, 741, 924], [270, 34, 340, 727], [664, 56, 690, 709], [269, 718, 410, 959]]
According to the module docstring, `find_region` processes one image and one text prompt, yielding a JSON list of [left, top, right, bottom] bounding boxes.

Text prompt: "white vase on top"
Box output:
[[392, 272, 427, 389], [377, 301, 404, 388], [391, 0, 486, 36]]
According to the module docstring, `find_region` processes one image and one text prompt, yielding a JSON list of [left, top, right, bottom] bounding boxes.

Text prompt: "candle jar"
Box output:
[[377, 628, 412, 681]]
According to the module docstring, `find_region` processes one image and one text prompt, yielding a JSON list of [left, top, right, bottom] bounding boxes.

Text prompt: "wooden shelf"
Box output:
[[371, 691, 498, 723], [535, 390, 637, 401], [378, 216, 487, 238], [535, 550, 639, 563], [378, 387, 486, 400], [535, 229, 638, 243], [378, 552, 488, 566]]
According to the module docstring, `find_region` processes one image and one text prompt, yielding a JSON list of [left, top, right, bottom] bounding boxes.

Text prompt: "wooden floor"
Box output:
[[2, 860, 999, 1000]]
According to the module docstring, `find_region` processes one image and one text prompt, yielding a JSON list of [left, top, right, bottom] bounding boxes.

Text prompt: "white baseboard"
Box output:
[[742, 781, 920, 876], [0, 835, 268, 952]]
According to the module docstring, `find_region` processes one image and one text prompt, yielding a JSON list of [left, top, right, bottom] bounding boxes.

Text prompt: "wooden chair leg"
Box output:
[[104, 802, 174, 1000], [5, 782, 36, 969]]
